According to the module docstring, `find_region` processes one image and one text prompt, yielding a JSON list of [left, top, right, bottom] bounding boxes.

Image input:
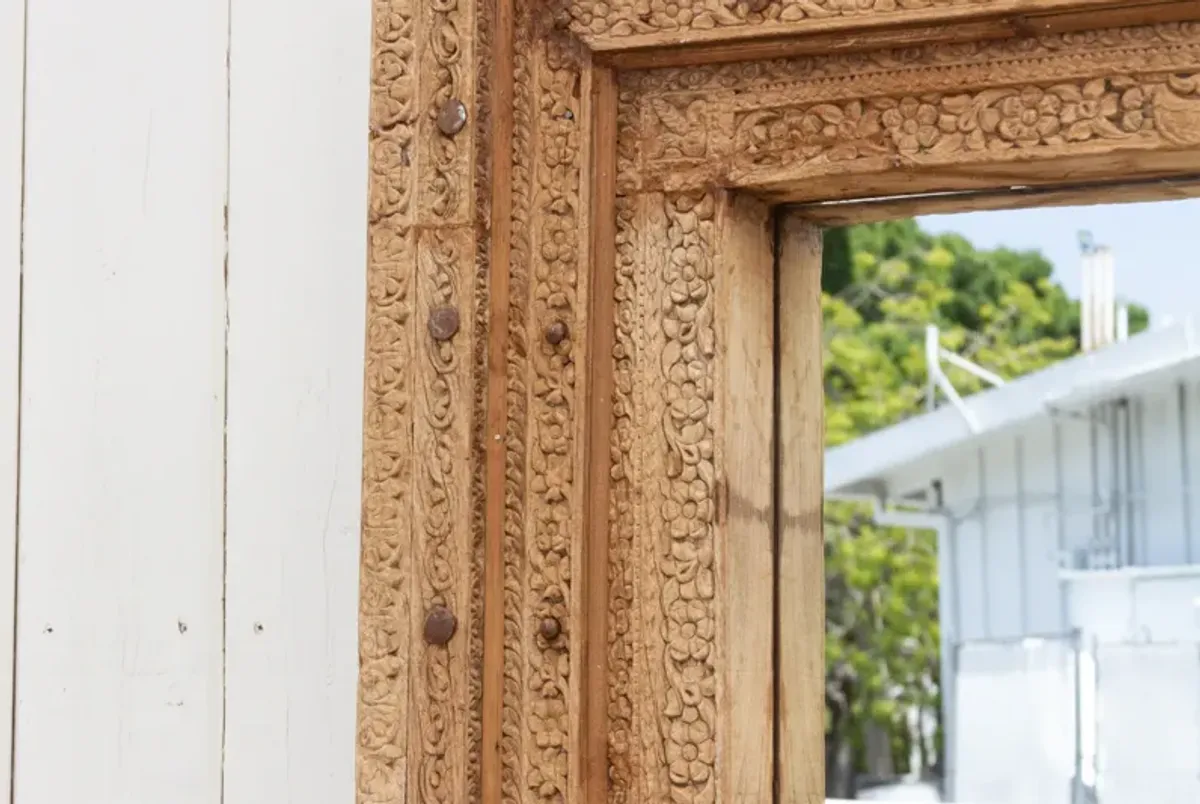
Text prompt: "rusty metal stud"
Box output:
[[424, 606, 458, 645], [437, 99, 468, 137], [545, 321, 568, 346], [539, 617, 562, 641], [428, 306, 461, 342]]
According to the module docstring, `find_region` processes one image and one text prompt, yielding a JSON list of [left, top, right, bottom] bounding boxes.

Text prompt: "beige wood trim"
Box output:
[[482, 0, 516, 797], [583, 63, 620, 804], [617, 26, 1200, 204], [717, 193, 777, 801], [776, 215, 826, 804], [572, 0, 1179, 57], [604, 0, 1200, 70], [360, 0, 1200, 795]]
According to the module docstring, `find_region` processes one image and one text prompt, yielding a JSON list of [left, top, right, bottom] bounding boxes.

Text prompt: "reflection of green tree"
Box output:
[[820, 220, 1147, 796]]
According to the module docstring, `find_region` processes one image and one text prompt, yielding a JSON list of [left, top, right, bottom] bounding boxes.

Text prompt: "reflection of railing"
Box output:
[[924, 324, 1006, 432]]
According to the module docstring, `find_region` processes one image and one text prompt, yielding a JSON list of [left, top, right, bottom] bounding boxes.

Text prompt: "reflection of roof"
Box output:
[[825, 320, 1200, 498]]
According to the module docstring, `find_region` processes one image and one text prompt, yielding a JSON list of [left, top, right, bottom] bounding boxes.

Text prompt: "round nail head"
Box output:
[[545, 321, 568, 346], [428, 306, 461, 342], [539, 617, 562, 641], [424, 606, 458, 645], [438, 99, 468, 137]]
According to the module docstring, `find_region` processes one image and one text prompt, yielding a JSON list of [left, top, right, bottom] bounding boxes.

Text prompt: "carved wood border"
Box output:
[[562, 0, 1183, 54], [357, 0, 1200, 802]]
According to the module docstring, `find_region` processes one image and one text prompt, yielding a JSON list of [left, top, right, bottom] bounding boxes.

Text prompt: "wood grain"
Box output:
[[607, 191, 776, 803], [786, 176, 1200, 226], [605, 0, 1200, 69], [223, 0, 369, 799], [776, 215, 825, 804], [715, 193, 776, 803], [359, 0, 485, 797], [605, 19, 1017, 71], [483, 0, 516, 798], [618, 23, 1200, 205], [0, 0, 23, 791], [571, 0, 1176, 55], [583, 64, 619, 804], [355, 0, 1200, 801], [17, 0, 228, 798]]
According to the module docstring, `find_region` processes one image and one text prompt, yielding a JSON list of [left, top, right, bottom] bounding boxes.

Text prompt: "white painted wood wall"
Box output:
[[1, 0, 370, 801]]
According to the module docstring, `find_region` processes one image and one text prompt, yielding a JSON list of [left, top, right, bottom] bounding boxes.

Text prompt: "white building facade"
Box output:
[[827, 321, 1200, 804]]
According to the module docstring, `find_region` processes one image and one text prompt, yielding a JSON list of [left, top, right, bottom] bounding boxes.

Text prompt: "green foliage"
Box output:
[[821, 226, 854, 296], [821, 219, 1149, 787]]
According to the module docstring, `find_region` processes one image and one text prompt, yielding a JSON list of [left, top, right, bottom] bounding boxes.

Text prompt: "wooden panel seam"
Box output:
[[582, 63, 618, 804], [483, 0, 516, 798]]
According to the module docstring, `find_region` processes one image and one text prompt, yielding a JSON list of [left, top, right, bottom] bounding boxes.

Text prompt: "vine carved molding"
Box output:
[[358, 0, 1200, 802], [556, 0, 1177, 51], [619, 21, 1200, 197]]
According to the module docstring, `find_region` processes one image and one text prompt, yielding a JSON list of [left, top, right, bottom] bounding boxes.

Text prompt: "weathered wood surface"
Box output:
[[778, 216, 826, 804], [14, 2, 371, 803], [565, 0, 1182, 53], [224, 0, 370, 800], [358, 0, 1200, 801], [18, 1, 228, 799], [603, 190, 778, 804]]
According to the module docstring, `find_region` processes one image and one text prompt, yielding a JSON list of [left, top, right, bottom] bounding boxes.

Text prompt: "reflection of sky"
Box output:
[[918, 199, 1200, 325]]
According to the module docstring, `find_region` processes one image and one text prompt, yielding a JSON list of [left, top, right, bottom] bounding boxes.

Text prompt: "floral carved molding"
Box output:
[[358, 0, 1200, 800], [559, 0, 1159, 50], [619, 23, 1200, 196]]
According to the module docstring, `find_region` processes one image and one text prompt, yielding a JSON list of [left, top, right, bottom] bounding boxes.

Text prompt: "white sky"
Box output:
[[919, 198, 1200, 325]]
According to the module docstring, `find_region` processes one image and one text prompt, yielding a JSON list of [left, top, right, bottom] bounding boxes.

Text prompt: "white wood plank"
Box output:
[[222, 0, 369, 799], [0, 0, 25, 793], [15, 1, 228, 801]]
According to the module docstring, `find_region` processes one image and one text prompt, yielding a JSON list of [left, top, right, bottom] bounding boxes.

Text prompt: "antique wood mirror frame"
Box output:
[[357, 1, 1200, 802]]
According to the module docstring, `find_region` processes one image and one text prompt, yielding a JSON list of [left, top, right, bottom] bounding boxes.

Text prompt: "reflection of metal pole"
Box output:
[[926, 324, 980, 431], [1097, 248, 1112, 348], [1016, 437, 1030, 633], [1089, 635, 1101, 797], [940, 348, 1006, 388], [1181, 383, 1195, 564], [1122, 399, 1136, 567], [924, 324, 1004, 432], [1108, 403, 1118, 566], [1081, 248, 1093, 352], [1079, 234, 1117, 352], [1072, 629, 1083, 804], [1104, 248, 1116, 346]]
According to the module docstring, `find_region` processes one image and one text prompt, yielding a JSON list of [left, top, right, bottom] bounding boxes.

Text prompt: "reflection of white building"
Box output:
[[826, 319, 1200, 804]]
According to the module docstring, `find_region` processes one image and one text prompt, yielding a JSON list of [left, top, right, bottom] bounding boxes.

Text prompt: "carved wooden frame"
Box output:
[[357, 1, 1200, 802]]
